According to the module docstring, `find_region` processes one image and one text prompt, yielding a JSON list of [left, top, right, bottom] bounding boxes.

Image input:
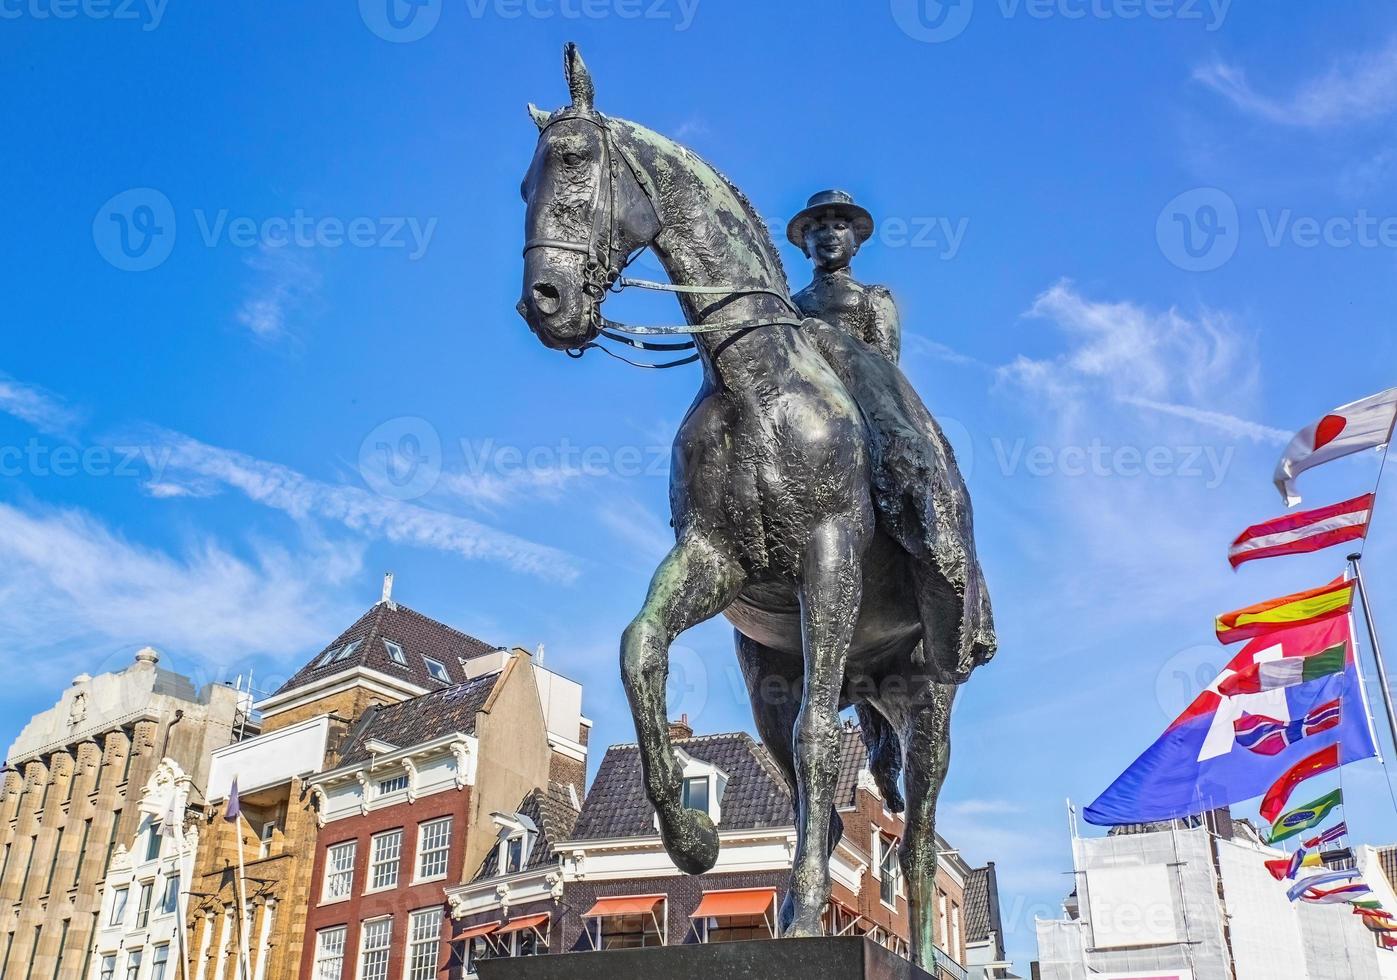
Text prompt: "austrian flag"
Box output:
[[1229, 494, 1374, 568]]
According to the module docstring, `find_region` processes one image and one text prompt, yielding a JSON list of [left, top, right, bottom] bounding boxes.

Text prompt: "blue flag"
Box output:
[[223, 777, 241, 823]]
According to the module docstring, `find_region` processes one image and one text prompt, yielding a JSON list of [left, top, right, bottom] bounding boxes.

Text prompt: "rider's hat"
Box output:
[[786, 189, 875, 251]]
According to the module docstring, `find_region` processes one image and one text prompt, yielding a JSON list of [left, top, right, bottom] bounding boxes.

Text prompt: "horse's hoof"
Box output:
[[661, 808, 719, 875], [784, 917, 824, 939]]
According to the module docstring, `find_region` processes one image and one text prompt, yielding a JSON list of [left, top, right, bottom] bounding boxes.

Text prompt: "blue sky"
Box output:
[[7, 0, 1397, 968]]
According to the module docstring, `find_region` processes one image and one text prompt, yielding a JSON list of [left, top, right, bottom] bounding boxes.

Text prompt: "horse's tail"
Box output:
[[854, 703, 905, 813]]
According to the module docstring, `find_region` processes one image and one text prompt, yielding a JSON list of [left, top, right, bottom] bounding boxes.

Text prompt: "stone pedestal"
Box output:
[[476, 937, 934, 980]]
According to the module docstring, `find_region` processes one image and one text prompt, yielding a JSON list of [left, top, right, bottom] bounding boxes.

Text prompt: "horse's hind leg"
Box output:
[[899, 681, 956, 972], [621, 531, 746, 875], [788, 520, 867, 938]]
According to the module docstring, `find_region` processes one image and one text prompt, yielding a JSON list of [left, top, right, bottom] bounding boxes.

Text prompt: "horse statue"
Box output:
[[516, 43, 996, 969]]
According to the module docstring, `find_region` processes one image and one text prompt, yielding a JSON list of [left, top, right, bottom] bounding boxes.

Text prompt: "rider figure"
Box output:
[[788, 190, 901, 364]]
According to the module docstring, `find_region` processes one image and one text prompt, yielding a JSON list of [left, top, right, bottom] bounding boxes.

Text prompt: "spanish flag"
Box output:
[[1216, 576, 1354, 645]]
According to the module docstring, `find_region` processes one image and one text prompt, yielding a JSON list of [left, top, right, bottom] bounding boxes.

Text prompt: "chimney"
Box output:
[[668, 714, 693, 741], [381, 571, 396, 609]]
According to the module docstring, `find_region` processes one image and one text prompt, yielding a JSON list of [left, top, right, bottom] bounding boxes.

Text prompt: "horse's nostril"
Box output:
[[532, 281, 562, 316]]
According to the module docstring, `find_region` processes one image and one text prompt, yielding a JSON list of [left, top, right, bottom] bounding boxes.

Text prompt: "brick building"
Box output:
[[448, 722, 1002, 980], [0, 647, 242, 980]]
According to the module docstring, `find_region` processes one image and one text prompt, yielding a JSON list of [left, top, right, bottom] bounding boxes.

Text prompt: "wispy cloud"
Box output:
[[1195, 39, 1397, 127], [0, 373, 82, 435], [1121, 396, 1289, 445], [145, 428, 581, 582], [903, 333, 988, 369], [235, 244, 321, 342]]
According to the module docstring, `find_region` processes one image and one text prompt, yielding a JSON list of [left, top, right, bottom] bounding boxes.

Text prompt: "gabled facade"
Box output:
[[0, 647, 241, 980], [447, 723, 999, 980]]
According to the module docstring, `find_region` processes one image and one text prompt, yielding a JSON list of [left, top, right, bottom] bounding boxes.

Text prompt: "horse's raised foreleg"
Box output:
[[899, 681, 956, 971], [788, 520, 867, 938], [621, 532, 746, 876]]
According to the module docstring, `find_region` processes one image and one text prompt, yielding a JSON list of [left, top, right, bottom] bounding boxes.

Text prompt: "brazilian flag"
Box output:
[[1269, 789, 1343, 844]]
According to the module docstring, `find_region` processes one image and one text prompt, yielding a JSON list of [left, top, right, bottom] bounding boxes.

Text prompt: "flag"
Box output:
[[1302, 883, 1371, 905], [1274, 388, 1397, 506], [1086, 617, 1376, 826], [223, 777, 241, 823], [1265, 850, 1323, 881], [1305, 822, 1349, 848], [1261, 745, 1340, 823], [1354, 900, 1385, 912], [1230, 494, 1375, 568], [1287, 868, 1362, 903], [1235, 700, 1342, 755], [1268, 789, 1344, 843], [1216, 577, 1354, 645], [1220, 646, 1347, 698]]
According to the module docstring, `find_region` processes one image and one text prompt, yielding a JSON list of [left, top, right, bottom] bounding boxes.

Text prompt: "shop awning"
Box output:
[[496, 913, 550, 936], [690, 888, 777, 919], [584, 894, 666, 918], [454, 921, 500, 941]]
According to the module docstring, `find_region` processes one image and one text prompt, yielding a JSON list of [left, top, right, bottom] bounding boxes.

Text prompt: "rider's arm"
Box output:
[[867, 286, 902, 365]]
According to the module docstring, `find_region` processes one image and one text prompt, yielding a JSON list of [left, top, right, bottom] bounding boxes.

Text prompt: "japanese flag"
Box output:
[[1274, 388, 1397, 506]]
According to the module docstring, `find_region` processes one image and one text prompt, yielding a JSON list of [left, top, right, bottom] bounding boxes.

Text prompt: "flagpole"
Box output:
[[1348, 553, 1397, 757], [234, 827, 253, 980]]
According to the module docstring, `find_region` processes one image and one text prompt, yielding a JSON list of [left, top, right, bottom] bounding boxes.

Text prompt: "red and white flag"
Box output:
[[1275, 388, 1397, 506], [1230, 493, 1374, 568]]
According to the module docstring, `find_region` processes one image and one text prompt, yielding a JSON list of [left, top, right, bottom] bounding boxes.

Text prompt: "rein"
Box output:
[[524, 113, 802, 369]]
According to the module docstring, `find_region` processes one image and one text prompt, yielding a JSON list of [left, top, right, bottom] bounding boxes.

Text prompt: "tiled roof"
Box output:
[[473, 782, 581, 879], [833, 724, 868, 810], [273, 600, 498, 697], [336, 671, 502, 767], [572, 731, 823, 841], [964, 866, 992, 944]]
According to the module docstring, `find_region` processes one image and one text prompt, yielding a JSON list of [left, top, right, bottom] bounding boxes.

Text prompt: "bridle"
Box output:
[[522, 112, 803, 369]]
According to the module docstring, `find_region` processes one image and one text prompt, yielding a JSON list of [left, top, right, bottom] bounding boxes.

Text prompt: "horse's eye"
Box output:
[[562, 151, 584, 167]]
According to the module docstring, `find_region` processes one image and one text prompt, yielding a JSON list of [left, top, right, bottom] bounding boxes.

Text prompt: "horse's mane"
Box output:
[[613, 116, 789, 295]]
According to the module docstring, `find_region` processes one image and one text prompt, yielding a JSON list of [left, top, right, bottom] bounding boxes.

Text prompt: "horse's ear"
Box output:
[[527, 103, 552, 131], [563, 42, 594, 111]]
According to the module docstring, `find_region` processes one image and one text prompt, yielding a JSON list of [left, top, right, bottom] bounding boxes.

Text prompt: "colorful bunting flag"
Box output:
[[1287, 868, 1361, 902], [1266, 850, 1324, 881], [1302, 882, 1372, 905], [1305, 822, 1349, 849], [1220, 644, 1348, 698], [1230, 494, 1376, 568], [1235, 700, 1342, 755], [1216, 578, 1354, 645], [1269, 789, 1344, 843], [1261, 745, 1341, 823], [1274, 388, 1397, 506]]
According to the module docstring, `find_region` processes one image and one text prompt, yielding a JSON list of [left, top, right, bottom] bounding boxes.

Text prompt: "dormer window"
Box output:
[[665, 749, 727, 826], [492, 812, 538, 877], [681, 776, 710, 813], [378, 774, 409, 796], [383, 640, 407, 666], [424, 657, 450, 683], [503, 834, 527, 874], [331, 640, 361, 664]]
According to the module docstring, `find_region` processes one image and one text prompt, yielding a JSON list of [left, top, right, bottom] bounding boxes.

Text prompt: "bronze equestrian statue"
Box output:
[[515, 44, 995, 970]]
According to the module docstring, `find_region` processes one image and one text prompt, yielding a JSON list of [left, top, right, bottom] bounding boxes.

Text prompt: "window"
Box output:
[[48, 919, 69, 980], [878, 835, 901, 908], [681, 776, 709, 813], [424, 658, 450, 683], [312, 926, 346, 980], [73, 819, 92, 888], [149, 945, 170, 980], [596, 913, 663, 950], [702, 913, 769, 944], [357, 918, 392, 980], [503, 835, 525, 875], [98, 955, 115, 980], [514, 925, 545, 957], [332, 640, 361, 663], [123, 949, 142, 980], [377, 775, 408, 796], [103, 809, 123, 875], [369, 830, 402, 891], [145, 822, 162, 861], [406, 908, 443, 980], [416, 818, 451, 881], [315, 648, 338, 669], [109, 887, 129, 927], [161, 874, 179, 915], [43, 827, 64, 896], [383, 640, 407, 666], [136, 880, 154, 929], [258, 820, 277, 859], [463, 936, 494, 976], [15, 836, 35, 903], [323, 841, 356, 902]]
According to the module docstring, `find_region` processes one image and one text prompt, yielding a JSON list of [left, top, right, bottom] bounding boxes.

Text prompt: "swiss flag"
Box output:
[[1274, 388, 1397, 505]]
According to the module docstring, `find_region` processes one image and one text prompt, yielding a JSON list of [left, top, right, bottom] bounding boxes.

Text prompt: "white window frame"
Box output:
[[136, 879, 155, 928], [383, 639, 408, 666], [109, 886, 129, 927], [377, 774, 409, 797], [368, 829, 402, 893], [150, 944, 171, 980], [877, 834, 901, 910], [332, 640, 362, 663], [423, 657, 450, 683], [313, 925, 347, 980], [415, 817, 451, 882], [99, 954, 117, 980], [357, 916, 392, 980], [405, 907, 443, 980], [258, 819, 277, 860], [161, 873, 180, 916], [323, 841, 357, 904]]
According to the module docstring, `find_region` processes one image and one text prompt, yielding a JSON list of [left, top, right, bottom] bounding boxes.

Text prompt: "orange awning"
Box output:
[[496, 913, 550, 936], [691, 888, 777, 919], [454, 921, 499, 941], [584, 894, 666, 918]]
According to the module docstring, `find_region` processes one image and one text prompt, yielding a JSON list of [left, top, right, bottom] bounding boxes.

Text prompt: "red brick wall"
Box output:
[[298, 788, 473, 980]]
